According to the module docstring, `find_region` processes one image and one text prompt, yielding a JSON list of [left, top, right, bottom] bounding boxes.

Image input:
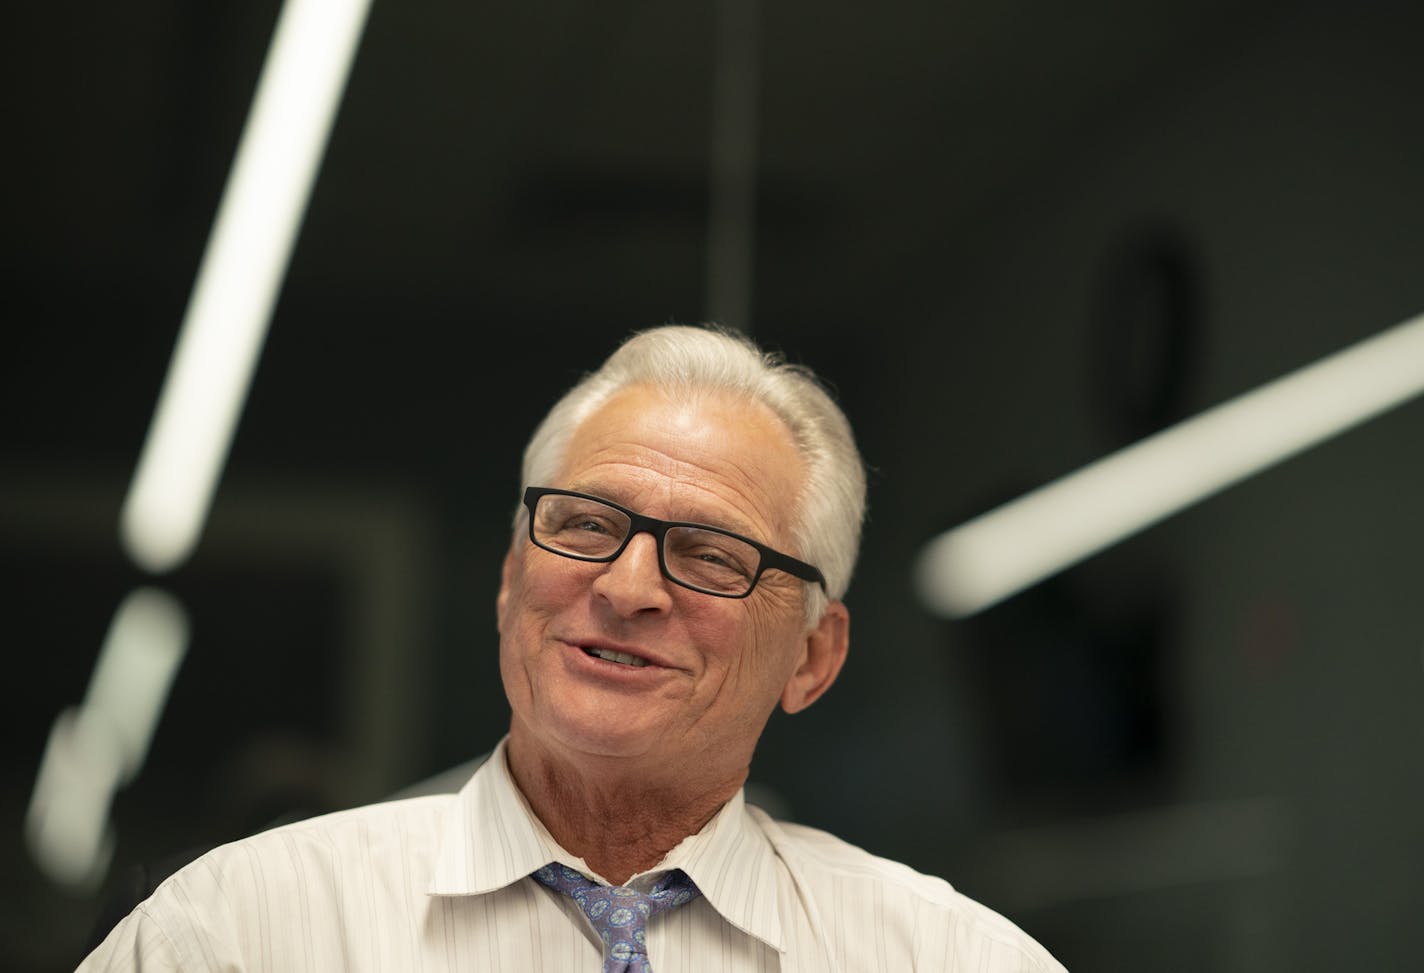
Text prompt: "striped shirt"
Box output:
[[81, 739, 1065, 971]]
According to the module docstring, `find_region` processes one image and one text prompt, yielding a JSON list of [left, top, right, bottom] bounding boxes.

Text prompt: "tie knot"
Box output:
[[532, 864, 701, 972]]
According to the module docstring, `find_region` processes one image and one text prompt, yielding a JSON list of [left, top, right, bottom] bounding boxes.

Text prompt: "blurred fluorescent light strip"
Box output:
[[82, 588, 192, 783], [120, 0, 374, 574], [917, 310, 1424, 618], [27, 589, 189, 887]]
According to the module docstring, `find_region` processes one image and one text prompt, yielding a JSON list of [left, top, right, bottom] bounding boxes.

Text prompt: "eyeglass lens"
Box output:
[[532, 493, 761, 595]]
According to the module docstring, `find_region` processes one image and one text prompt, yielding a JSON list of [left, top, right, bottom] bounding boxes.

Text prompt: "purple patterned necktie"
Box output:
[[532, 863, 702, 973]]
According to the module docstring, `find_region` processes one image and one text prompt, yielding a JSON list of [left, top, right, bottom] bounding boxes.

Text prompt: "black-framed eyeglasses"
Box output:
[[522, 487, 826, 599]]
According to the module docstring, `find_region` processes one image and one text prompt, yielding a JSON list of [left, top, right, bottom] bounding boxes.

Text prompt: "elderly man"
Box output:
[[81, 326, 1064, 971]]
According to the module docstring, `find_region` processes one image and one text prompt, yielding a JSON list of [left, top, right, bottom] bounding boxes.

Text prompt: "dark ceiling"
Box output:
[[10, 0, 1282, 331], [5, 0, 1297, 491]]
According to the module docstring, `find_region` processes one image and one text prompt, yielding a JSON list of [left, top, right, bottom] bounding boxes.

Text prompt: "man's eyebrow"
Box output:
[[680, 510, 762, 539], [565, 483, 764, 539]]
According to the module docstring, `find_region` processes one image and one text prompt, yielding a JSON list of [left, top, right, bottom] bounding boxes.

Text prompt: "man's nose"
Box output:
[[591, 531, 673, 616]]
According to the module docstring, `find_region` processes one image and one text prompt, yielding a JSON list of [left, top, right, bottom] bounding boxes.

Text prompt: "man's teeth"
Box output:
[[585, 647, 649, 668]]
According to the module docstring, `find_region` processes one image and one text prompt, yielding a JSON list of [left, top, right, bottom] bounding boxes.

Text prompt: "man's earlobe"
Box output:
[[780, 601, 850, 714]]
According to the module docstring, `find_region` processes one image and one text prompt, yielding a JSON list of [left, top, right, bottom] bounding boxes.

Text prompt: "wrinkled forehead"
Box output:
[[554, 384, 807, 545]]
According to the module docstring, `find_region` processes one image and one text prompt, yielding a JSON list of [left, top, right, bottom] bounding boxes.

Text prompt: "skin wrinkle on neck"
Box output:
[[506, 719, 746, 885]]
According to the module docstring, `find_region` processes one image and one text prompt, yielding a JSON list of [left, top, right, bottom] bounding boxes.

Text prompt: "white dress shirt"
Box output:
[[80, 739, 1065, 971]]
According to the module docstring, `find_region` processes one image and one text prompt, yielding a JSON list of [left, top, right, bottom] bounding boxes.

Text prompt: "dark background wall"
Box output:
[[4, 1, 1422, 969]]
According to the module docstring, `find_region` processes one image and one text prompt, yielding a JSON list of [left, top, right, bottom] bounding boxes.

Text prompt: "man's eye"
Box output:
[[566, 518, 612, 534], [690, 547, 752, 578]]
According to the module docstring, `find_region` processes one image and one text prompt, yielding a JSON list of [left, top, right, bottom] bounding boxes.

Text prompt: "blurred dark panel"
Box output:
[[1088, 224, 1205, 443]]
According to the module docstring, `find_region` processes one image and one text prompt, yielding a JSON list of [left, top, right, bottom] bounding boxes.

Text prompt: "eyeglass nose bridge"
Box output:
[[603, 513, 677, 580]]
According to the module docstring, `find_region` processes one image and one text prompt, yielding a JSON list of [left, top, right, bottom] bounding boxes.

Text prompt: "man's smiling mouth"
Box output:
[[583, 646, 650, 668]]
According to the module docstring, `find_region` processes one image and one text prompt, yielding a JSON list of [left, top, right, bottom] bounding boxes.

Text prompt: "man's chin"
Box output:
[[555, 723, 670, 762], [520, 708, 678, 765]]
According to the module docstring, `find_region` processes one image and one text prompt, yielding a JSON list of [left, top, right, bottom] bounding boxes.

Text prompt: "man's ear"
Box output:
[[780, 600, 850, 714]]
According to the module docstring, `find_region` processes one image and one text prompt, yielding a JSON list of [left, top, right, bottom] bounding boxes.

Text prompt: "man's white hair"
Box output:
[[518, 325, 866, 621]]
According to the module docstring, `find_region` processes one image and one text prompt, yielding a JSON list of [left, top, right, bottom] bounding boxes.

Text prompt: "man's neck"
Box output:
[[505, 729, 745, 885]]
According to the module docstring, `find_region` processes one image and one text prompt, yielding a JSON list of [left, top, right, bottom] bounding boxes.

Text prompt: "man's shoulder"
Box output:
[[747, 806, 1067, 972], [748, 805, 957, 904], [177, 792, 454, 886], [120, 793, 456, 944], [90, 795, 457, 969]]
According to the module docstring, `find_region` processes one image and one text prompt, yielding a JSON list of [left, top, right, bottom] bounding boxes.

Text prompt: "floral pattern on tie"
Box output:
[[533, 863, 702, 972]]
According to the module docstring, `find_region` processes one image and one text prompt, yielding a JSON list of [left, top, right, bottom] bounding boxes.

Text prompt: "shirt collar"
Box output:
[[656, 788, 786, 952], [429, 738, 565, 896], [427, 738, 785, 953]]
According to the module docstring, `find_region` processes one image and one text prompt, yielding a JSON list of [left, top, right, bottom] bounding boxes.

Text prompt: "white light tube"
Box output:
[[916, 310, 1424, 618], [25, 709, 121, 889], [80, 587, 191, 783], [120, 0, 374, 574], [26, 588, 189, 887]]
